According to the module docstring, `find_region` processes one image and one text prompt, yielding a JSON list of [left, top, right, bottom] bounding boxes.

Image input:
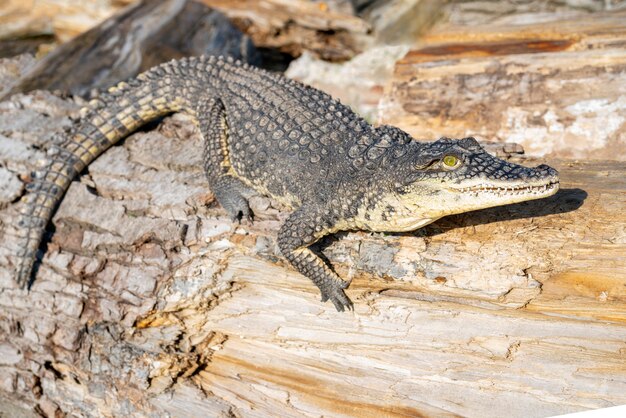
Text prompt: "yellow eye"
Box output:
[[442, 155, 460, 168]]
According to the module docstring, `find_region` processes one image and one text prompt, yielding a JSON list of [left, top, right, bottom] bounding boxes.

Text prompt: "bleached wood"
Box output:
[[0, 0, 369, 64], [379, 11, 626, 160], [0, 0, 134, 42], [199, 0, 371, 60], [0, 87, 624, 417]]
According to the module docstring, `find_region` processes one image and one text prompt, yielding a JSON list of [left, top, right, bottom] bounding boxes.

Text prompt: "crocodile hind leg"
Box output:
[[197, 97, 255, 222]]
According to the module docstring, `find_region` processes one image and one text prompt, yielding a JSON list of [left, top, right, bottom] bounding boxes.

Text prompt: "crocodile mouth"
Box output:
[[453, 180, 560, 195]]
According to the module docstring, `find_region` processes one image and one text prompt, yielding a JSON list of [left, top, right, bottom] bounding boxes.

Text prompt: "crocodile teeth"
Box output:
[[457, 181, 558, 195]]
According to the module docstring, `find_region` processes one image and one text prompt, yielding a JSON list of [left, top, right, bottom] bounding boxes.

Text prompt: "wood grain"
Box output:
[[0, 87, 624, 417], [200, 0, 371, 60], [380, 11, 626, 160]]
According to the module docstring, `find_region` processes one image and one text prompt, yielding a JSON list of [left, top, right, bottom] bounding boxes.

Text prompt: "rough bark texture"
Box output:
[[1, 3, 626, 416], [0, 84, 625, 417], [379, 11, 626, 160]]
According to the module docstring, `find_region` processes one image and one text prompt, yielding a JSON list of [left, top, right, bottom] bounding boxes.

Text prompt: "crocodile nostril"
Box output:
[[535, 164, 558, 177]]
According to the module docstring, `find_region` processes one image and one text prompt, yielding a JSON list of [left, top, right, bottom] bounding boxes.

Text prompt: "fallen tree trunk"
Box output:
[[1, 0, 258, 100], [379, 10, 626, 161], [199, 0, 371, 61], [0, 85, 625, 417]]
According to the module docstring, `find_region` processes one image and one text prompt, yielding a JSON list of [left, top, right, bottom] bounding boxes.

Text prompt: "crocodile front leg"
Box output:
[[277, 206, 353, 311]]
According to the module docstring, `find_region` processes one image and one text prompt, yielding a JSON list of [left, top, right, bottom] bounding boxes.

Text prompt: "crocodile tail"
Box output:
[[15, 57, 202, 288]]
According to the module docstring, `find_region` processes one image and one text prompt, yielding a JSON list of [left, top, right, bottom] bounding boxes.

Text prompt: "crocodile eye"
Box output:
[[442, 155, 461, 169]]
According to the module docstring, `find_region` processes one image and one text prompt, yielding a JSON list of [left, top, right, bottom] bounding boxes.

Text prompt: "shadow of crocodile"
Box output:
[[415, 187, 587, 238]]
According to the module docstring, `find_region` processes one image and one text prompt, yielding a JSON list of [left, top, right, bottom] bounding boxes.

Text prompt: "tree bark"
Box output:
[[0, 86, 625, 417]]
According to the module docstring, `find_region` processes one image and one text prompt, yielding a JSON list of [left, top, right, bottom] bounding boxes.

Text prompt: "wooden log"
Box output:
[[0, 80, 625, 417], [0, 0, 369, 62], [199, 0, 372, 61], [0, 0, 134, 43], [1, 0, 258, 99], [379, 11, 626, 160], [199, 0, 447, 60], [435, 0, 616, 29]]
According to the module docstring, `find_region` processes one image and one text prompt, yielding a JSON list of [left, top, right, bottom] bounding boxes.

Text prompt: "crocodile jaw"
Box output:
[[448, 177, 560, 209], [393, 175, 560, 225]]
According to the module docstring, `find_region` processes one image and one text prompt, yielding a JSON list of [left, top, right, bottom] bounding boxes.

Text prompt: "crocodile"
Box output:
[[15, 55, 559, 311]]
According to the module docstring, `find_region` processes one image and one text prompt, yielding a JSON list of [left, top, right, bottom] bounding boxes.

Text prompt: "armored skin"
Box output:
[[15, 56, 559, 311]]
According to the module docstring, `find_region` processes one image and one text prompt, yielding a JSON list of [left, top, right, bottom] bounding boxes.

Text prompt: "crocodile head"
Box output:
[[375, 136, 559, 231]]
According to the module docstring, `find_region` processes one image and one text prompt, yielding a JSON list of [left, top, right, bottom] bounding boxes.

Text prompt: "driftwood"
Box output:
[[200, 0, 448, 59], [0, 80, 625, 417], [0, 0, 372, 64], [0, 0, 135, 43], [379, 10, 626, 160], [437, 0, 620, 27], [1, 0, 257, 99], [200, 0, 372, 61]]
